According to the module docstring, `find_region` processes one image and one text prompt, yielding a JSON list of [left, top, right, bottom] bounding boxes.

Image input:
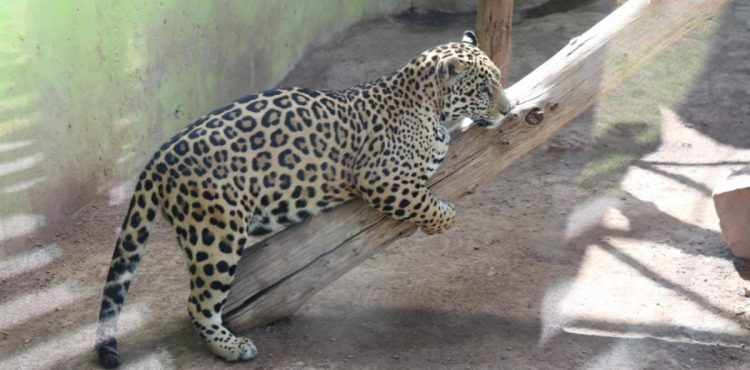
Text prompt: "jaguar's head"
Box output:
[[436, 31, 512, 129]]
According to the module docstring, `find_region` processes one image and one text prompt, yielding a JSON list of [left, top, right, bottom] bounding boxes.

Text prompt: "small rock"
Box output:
[[487, 267, 497, 276], [743, 287, 750, 298], [392, 355, 400, 360]]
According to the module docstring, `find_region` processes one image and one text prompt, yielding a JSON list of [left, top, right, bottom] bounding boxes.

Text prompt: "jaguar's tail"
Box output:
[[94, 173, 160, 368]]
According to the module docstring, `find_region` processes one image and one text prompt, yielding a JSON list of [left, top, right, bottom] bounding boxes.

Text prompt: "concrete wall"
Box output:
[[0, 0, 441, 249]]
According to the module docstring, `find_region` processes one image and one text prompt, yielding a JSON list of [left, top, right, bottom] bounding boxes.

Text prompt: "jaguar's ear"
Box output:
[[462, 30, 478, 46], [437, 56, 467, 83]]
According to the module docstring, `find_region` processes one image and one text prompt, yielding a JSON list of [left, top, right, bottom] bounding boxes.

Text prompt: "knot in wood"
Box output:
[[525, 108, 544, 125]]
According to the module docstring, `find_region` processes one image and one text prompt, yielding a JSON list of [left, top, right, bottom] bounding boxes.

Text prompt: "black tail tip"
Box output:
[[96, 339, 121, 368]]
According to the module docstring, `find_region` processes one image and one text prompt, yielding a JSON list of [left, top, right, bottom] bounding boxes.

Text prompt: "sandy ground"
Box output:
[[2, 1, 750, 369]]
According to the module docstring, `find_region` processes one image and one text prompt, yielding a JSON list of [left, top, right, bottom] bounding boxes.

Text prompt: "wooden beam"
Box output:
[[224, 0, 730, 332], [476, 0, 514, 84]]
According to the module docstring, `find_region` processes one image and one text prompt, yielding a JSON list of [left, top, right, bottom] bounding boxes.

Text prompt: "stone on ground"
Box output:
[[714, 165, 750, 259]]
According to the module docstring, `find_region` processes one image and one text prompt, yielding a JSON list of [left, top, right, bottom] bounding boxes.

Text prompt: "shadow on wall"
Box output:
[[0, 2, 47, 256], [0, 2, 145, 256], [0, 2, 274, 253]]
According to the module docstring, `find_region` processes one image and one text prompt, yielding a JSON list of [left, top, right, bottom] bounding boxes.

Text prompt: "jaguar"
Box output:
[[95, 30, 512, 368]]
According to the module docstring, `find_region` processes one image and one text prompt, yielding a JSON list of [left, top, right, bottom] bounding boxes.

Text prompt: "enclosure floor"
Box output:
[[2, 1, 750, 369]]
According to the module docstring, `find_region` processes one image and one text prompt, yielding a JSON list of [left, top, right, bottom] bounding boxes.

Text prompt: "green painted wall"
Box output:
[[0, 0, 436, 249]]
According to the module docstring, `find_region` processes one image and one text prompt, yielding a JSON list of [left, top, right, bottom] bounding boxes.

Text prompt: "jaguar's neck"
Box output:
[[346, 51, 449, 129]]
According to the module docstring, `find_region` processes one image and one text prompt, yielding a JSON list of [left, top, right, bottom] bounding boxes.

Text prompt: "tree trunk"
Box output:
[[476, 0, 514, 84], [223, 0, 730, 332]]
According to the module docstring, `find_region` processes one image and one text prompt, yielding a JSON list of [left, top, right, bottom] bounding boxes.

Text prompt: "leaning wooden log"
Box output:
[[224, 0, 730, 331]]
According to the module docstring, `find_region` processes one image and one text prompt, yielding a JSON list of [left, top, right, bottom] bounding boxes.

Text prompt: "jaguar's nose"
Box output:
[[498, 94, 512, 115]]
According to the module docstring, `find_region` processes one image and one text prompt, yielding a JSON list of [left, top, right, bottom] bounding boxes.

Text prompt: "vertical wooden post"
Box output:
[[476, 0, 513, 84]]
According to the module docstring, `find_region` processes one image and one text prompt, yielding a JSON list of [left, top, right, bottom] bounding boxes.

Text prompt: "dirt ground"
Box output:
[[2, 1, 750, 369]]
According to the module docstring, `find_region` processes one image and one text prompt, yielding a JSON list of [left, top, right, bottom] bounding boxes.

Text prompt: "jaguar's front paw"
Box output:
[[420, 201, 456, 234]]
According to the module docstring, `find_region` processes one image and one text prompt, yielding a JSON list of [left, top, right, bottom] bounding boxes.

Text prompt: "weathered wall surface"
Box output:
[[0, 0, 443, 249]]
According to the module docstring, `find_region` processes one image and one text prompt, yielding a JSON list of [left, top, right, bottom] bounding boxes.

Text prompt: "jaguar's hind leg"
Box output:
[[175, 216, 256, 361]]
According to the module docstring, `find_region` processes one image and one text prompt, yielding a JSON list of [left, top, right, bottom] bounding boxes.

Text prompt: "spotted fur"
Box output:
[[94, 30, 511, 368]]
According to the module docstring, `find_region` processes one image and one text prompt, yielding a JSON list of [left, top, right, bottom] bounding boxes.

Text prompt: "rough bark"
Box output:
[[224, 0, 730, 332]]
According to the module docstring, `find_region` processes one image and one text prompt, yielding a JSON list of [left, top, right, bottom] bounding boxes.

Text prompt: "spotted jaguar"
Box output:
[[95, 30, 511, 368]]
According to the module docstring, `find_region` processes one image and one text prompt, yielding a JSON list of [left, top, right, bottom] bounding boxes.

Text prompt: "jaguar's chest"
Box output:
[[425, 124, 450, 177], [434, 123, 450, 146]]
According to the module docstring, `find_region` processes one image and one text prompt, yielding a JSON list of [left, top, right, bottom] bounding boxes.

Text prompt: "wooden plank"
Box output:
[[476, 0, 514, 84], [224, 0, 731, 332]]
